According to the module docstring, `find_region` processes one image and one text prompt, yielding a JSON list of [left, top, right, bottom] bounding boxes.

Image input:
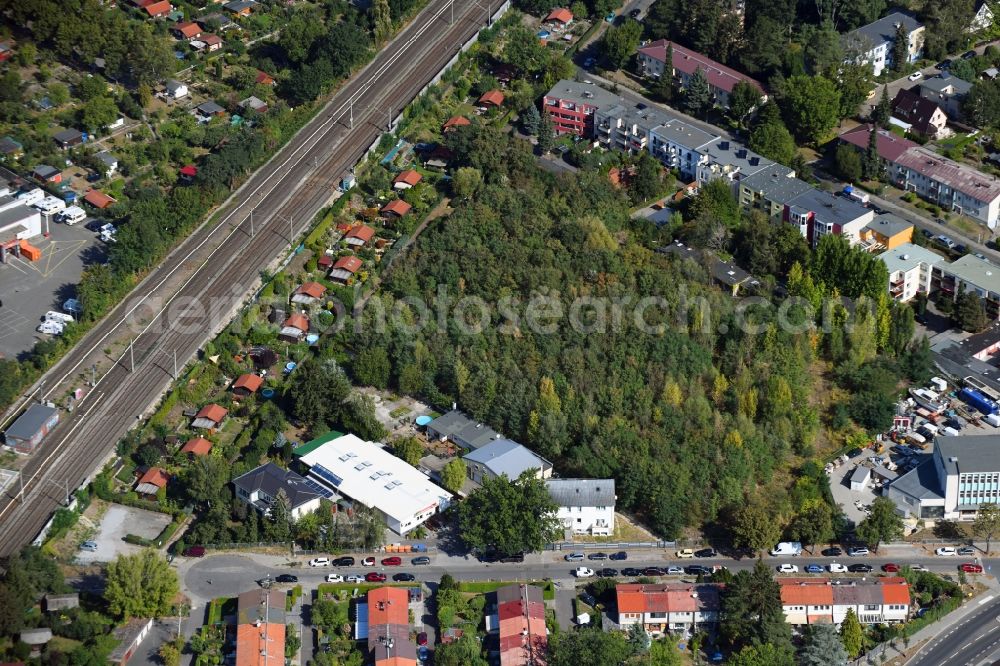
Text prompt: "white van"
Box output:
[[919, 423, 939, 438], [987, 413, 1000, 427], [769, 542, 803, 557], [36, 321, 64, 335], [59, 206, 86, 225], [942, 426, 960, 437], [45, 311, 74, 324], [35, 196, 66, 215], [16, 188, 44, 206]]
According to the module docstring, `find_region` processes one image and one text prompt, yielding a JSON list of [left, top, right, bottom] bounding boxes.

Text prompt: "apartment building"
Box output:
[[878, 242, 943, 302], [546, 478, 615, 536], [488, 584, 548, 666], [616, 584, 722, 636], [541, 80, 618, 137], [595, 102, 676, 154], [890, 147, 1000, 229], [738, 165, 812, 220], [779, 578, 911, 625], [858, 213, 913, 252], [636, 40, 766, 109], [784, 188, 875, 247], [648, 121, 716, 181], [843, 11, 924, 77]]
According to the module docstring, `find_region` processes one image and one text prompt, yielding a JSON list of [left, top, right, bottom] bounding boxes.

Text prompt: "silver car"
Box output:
[[564, 552, 585, 562]]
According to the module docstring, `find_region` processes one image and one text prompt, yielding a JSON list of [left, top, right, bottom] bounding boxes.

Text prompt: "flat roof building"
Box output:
[[426, 409, 502, 451], [4, 403, 59, 454]]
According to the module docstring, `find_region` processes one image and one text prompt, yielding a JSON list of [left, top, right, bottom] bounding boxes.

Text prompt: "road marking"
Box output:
[[980, 595, 995, 605]]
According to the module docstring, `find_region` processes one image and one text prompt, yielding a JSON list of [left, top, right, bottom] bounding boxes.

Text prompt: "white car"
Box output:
[[346, 574, 365, 583], [908, 71, 924, 81], [828, 562, 847, 573], [936, 547, 957, 556], [909, 564, 928, 571], [325, 574, 344, 583], [847, 547, 869, 557], [574, 567, 595, 578], [308, 557, 330, 567], [362, 556, 376, 566], [666, 566, 684, 575], [777, 564, 799, 574]]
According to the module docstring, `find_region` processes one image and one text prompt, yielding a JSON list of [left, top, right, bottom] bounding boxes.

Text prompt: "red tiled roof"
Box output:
[[195, 403, 228, 424], [283, 313, 309, 332], [138, 467, 168, 488], [344, 225, 376, 243], [478, 90, 505, 107], [143, 0, 172, 16], [202, 34, 223, 46], [235, 622, 284, 666], [393, 170, 422, 187], [838, 124, 918, 162], [381, 199, 412, 217], [181, 437, 212, 455], [294, 281, 326, 299], [881, 577, 912, 605], [255, 70, 275, 86], [367, 587, 409, 626], [179, 165, 198, 177], [443, 116, 470, 130], [317, 254, 333, 267], [779, 580, 835, 606], [896, 146, 1000, 202], [175, 21, 200, 38], [545, 8, 573, 24], [83, 190, 115, 209], [332, 256, 362, 273], [233, 373, 264, 393], [639, 39, 765, 95]]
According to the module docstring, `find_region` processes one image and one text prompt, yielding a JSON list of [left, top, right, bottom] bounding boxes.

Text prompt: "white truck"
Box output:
[[36, 320, 64, 335], [769, 542, 803, 557], [16, 188, 44, 206], [35, 196, 66, 215], [58, 205, 86, 225], [45, 311, 74, 324]]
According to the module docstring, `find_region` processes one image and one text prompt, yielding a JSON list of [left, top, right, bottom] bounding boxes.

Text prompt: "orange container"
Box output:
[[19, 241, 41, 261]]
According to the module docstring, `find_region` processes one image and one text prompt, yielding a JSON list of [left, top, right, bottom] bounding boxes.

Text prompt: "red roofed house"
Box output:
[[838, 124, 919, 163], [329, 256, 362, 284], [232, 373, 264, 397], [366, 587, 417, 666], [280, 313, 310, 341], [891, 88, 948, 139], [192, 404, 228, 430], [143, 0, 173, 18], [134, 467, 168, 498], [172, 21, 201, 39], [637, 40, 766, 110], [290, 281, 326, 305], [179, 165, 198, 182], [83, 190, 116, 209], [615, 583, 722, 636], [344, 225, 375, 248], [380, 199, 412, 219], [778, 577, 910, 626], [181, 437, 213, 456], [491, 584, 547, 666], [317, 254, 334, 270], [442, 116, 470, 132], [393, 170, 422, 190], [202, 34, 223, 52], [235, 622, 284, 666], [544, 8, 573, 26], [478, 90, 505, 108], [256, 70, 276, 86]]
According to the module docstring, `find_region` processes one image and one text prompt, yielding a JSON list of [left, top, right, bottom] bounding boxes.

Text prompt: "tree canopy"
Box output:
[[104, 550, 179, 619], [455, 471, 561, 556]]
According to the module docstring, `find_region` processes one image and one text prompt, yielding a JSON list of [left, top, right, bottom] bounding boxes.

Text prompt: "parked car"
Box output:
[[478, 551, 500, 563], [381, 556, 402, 566], [629, 8, 641, 18], [675, 549, 695, 558], [621, 568, 643, 577], [366, 572, 387, 582], [909, 564, 928, 571], [362, 557, 377, 566], [908, 71, 924, 81], [579, 592, 598, 608], [958, 546, 976, 556], [936, 547, 957, 556], [805, 564, 824, 573], [777, 564, 799, 574], [182, 545, 205, 557], [501, 553, 525, 563], [961, 562, 984, 573], [574, 567, 595, 578], [583, 56, 596, 68], [847, 547, 869, 557], [937, 235, 956, 249], [822, 547, 843, 557], [275, 574, 298, 583], [882, 563, 900, 572], [597, 568, 619, 577], [565, 552, 585, 562], [346, 575, 365, 583], [80, 541, 98, 552], [963, 50, 977, 59], [308, 558, 331, 567], [666, 566, 684, 575], [848, 564, 873, 573], [325, 574, 344, 583], [334, 557, 355, 567], [685, 565, 712, 575], [587, 552, 608, 561], [412, 556, 431, 565], [937, 59, 952, 69], [828, 562, 847, 573], [417, 632, 428, 646], [393, 573, 416, 582], [643, 567, 665, 576], [694, 548, 716, 558], [609, 551, 628, 561]]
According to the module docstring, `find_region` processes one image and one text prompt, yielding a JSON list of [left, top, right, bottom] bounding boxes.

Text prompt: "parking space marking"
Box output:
[[16, 240, 89, 279]]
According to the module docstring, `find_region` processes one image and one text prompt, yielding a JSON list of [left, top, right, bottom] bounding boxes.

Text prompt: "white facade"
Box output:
[[890, 147, 1000, 229], [546, 479, 615, 536], [648, 122, 716, 181], [879, 243, 943, 302], [0, 201, 42, 240], [844, 12, 925, 77]]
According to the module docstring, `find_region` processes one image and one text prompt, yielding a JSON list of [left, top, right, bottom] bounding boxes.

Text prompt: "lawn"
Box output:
[[317, 581, 416, 597], [206, 596, 236, 625], [457, 579, 555, 600]]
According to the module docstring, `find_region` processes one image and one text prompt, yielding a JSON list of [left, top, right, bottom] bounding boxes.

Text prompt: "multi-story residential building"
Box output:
[[890, 147, 1000, 229], [738, 165, 812, 220], [595, 102, 676, 153], [648, 121, 717, 180], [697, 140, 776, 192], [785, 188, 875, 247], [878, 242, 943, 302], [844, 12, 924, 77], [779, 578, 911, 626], [936, 254, 1000, 319], [542, 80, 618, 137], [918, 74, 972, 119], [546, 478, 616, 536], [839, 124, 918, 165], [858, 213, 913, 252], [487, 584, 548, 666], [616, 584, 722, 636], [889, 434, 1000, 520], [636, 40, 766, 109]]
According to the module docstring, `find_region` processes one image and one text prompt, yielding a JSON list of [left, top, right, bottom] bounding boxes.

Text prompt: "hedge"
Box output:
[[457, 580, 555, 600]]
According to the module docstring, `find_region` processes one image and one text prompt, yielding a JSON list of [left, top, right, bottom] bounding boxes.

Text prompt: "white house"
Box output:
[[779, 578, 911, 626], [969, 0, 995, 32], [616, 584, 722, 636], [878, 242, 944, 302], [231, 462, 324, 520], [843, 12, 925, 77], [164, 80, 188, 99], [463, 438, 553, 484], [546, 478, 615, 536], [95, 151, 118, 178]]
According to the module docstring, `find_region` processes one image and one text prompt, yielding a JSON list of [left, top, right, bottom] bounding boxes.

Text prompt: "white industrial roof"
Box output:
[[298, 433, 453, 524]]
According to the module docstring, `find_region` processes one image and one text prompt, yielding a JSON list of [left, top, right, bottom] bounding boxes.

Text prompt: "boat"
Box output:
[[909, 387, 948, 414]]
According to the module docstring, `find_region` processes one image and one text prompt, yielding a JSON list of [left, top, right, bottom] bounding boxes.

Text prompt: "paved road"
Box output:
[[908, 593, 1000, 666], [0, 0, 499, 557]]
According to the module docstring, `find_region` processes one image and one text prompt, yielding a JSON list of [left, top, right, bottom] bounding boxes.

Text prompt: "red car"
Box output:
[[961, 562, 984, 573], [366, 572, 388, 582], [182, 546, 206, 558], [381, 556, 402, 566], [881, 563, 900, 573]]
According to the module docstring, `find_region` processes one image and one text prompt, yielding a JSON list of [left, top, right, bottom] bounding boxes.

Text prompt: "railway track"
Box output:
[[0, 0, 489, 556]]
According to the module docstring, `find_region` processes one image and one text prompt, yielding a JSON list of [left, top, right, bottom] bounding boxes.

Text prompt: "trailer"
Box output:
[[959, 387, 998, 415]]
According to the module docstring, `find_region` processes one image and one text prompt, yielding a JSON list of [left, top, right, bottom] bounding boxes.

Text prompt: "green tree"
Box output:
[[391, 436, 424, 466], [455, 471, 561, 556], [602, 20, 642, 70], [963, 81, 1000, 129], [104, 550, 179, 619], [788, 503, 834, 554], [862, 125, 884, 181], [721, 560, 793, 651], [433, 634, 488, 666], [683, 67, 712, 116], [891, 23, 909, 74], [266, 489, 293, 542], [48, 82, 70, 106], [503, 24, 547, 74], [729, 80, 762, 128], [748, 108, 796, 166], [653, 42, 675, 102], [158, 640, 181, 666], [79, 96, 119, 133], [837, 61, 874, 118], [352, 347, 391, 388], [873, 86, 891, 128], [728, 643, 796, 666], [630, 152, 664, 202], [856, 497, 904, 553], [954, 289, 989, 333], [522, 104, 541, 135], [729, 503, 782, 556], [373, 0, 393, 45], [452, 166, 483, 200], [549, 626, 632, 666], [839, 608, 865, 658], [799, 623, 848, 666], [648, 639, 683, 665], [834, 144, 862, 182], [537, 110, 555, 154], [441, 458, 466, 494], [973, 503, 1000, 554], [779, 75, 841, 145]]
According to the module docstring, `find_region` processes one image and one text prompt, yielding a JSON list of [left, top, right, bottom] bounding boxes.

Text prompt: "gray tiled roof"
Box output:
[[427, 410, 500, 450], [546, 478, 615, 508], [544, 79, 619, 109], [652, 120, 716, 151], [232, 462, 322, 510], [463, 439, 551, 479], [787, 187, 870, 225], [740, 167, 812, 205], [890, 458, 944, 500], [920, 74, 972, 96], [846, 11, 923, 51]]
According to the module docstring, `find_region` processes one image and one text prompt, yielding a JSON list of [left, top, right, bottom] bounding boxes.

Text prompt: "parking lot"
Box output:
[[75, 504, 171, 564], [0, 215, 104, 360]]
